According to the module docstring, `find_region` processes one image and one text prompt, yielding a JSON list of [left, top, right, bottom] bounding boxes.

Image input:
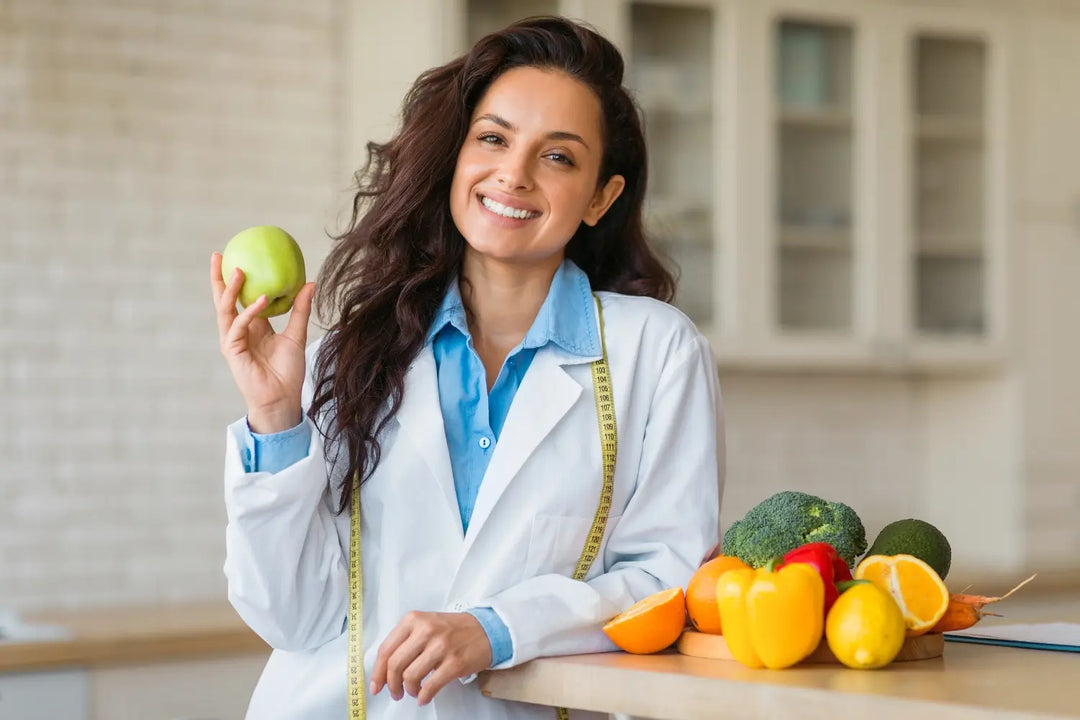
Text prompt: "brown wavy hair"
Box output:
[[311, 16, 675, 512]]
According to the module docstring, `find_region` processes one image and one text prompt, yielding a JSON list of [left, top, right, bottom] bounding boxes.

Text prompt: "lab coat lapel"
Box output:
[[462, 346, 587, 552], [394, 347, 462, 536]]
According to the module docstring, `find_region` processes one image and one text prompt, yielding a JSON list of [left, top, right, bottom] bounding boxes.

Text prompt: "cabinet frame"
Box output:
[[891, 4, 1013, 371], [439, 0, 1014, 373]]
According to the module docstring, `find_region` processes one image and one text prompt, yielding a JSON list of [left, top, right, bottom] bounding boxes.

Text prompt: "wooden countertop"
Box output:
[[479, 642, 1080, 720], [0, 602, 268, 673], [480, 590, 1080, 720]]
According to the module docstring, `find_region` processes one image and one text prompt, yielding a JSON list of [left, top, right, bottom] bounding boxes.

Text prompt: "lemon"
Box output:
[[825, 581, 906, 669]]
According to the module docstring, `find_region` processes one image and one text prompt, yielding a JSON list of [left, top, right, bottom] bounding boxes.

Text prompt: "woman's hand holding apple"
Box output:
[[210, 252, 316, 433]]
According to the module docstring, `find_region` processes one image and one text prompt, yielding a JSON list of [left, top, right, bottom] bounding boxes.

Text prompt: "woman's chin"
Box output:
[[463, 242, 564, 269], [463, 236, 527, 261]]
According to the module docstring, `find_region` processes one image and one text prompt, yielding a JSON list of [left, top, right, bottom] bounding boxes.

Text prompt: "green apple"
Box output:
[[221, 226, 306, 318]]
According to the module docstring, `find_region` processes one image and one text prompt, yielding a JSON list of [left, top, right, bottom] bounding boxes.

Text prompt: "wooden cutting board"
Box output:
[[677, 629, 944, 664]]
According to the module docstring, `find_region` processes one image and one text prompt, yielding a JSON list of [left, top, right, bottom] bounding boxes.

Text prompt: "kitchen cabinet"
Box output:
[[447, 0, 1013, 372], [0, 658, 264, 720], [90, 655, 267, 720], [0, 669, 88, 720], [2, 602, 269, 720]]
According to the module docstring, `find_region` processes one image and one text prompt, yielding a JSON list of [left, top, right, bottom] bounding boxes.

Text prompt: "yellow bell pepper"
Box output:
[[716, 558, 824, 669]]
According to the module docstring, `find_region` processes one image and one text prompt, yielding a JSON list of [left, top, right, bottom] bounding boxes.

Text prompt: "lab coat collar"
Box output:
[[462, 342, 586, 551], [395, 340, 593, 550], [395, 348, 461, 534]]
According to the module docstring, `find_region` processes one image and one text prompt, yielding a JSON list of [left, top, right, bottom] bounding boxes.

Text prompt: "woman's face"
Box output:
[[450, 66, 625, 269]]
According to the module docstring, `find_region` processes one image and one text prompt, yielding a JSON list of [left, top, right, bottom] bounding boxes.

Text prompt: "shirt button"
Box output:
[[478, 436, 491, 449]]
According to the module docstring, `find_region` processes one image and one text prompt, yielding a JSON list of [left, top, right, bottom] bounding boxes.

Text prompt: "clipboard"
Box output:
[[945, 623, 1080, 653]]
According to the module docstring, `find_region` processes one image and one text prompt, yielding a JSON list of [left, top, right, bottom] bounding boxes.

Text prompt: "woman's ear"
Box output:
[[582, 174, 626, 227]]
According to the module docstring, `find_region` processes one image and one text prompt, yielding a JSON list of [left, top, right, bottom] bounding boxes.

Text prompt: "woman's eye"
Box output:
[[545, 152, 574, 166], [478, 133, 504, 145]]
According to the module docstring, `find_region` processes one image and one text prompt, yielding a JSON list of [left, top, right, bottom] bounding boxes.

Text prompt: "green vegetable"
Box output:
[[835, 579, 871, 594], [721, 491, 867, 569], [867, 518, 952, 579]]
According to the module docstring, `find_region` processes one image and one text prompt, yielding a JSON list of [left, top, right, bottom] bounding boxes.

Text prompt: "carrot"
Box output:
[[929, 573, 1037, 633], [930, 597, 1002, 632]]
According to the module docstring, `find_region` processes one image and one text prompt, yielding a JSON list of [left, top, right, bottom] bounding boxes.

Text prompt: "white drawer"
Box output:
[[0, 669, 88, 720]]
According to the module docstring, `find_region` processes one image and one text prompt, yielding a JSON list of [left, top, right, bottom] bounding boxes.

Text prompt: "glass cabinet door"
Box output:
[[774, 19, 855, 332], [911, 35, 987, 336], [628, 3, 717, 327]]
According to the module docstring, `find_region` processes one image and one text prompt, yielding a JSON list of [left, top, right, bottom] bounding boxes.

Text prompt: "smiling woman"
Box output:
[[211, 15, 724, 720], [451, 67, 625, 267]]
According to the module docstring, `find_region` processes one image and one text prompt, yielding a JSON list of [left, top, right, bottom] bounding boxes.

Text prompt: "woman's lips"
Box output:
[[477, 193, 541, 226]]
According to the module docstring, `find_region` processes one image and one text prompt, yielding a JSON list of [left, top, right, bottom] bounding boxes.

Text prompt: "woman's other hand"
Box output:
[[369, 611, 494, 706], [210, 252, 316, 433]]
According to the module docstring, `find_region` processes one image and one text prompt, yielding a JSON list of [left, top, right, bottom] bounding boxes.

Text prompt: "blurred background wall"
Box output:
[[2, 0, 1079, 616], [0, 0, 346, 608]]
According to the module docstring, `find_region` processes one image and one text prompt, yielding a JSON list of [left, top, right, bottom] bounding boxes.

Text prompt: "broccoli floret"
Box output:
[[721, 491, 867, 568]]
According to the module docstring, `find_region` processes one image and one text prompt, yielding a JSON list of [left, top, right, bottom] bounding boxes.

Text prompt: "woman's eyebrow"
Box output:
[[473, 113, 590, 150]]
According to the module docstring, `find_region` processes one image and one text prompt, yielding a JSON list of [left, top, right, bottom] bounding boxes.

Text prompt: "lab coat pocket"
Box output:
[[523, 513, 622, 579]]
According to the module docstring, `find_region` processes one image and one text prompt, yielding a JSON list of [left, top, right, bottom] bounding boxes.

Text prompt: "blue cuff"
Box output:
[[465, 607, 513, 667], [243, 417, 312, 474]]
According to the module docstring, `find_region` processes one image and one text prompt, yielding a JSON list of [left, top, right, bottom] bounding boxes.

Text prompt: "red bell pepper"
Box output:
[[781, 542, 852, 614]]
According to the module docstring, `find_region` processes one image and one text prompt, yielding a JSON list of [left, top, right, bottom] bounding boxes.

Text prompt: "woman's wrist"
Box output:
[[247, 405, 304, 434]]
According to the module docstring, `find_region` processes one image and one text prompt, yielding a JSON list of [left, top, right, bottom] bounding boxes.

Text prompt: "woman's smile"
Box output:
[[477, 192, 542, 227]]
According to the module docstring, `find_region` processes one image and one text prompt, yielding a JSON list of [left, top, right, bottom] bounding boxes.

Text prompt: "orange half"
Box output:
[[602, 587, 686, 654], [855, 554, 949, 636]]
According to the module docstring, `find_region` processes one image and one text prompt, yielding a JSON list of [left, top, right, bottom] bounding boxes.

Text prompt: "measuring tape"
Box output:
[[347, 293, 616, 720], [556, 294, 617, 719], [348, 469, 365, 719]]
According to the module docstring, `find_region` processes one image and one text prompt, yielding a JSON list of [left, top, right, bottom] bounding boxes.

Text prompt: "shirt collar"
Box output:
[[426, 258, 601, 358]]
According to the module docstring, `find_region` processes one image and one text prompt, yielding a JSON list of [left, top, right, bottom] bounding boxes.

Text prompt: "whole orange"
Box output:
[[686, 555, 750, 634]]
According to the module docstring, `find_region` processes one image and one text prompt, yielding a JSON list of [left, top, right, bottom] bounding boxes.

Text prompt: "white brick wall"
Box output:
[[1016, 10, 1080, 579], [1, 0, 343, 611], [720, 374, 921, 534]]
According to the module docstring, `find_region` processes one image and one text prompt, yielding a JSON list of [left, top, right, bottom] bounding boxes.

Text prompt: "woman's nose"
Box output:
[[495, 152, 533, 190]]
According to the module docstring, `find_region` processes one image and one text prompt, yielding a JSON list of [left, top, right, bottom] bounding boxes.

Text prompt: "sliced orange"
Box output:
[[854, 554, 949, 636], [686, 556, 750, 634], [602, 587, 686, 654]]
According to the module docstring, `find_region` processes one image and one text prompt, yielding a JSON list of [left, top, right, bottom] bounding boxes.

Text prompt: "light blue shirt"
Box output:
[[242, 258, 600, 667], [425, 259, 601, 532]]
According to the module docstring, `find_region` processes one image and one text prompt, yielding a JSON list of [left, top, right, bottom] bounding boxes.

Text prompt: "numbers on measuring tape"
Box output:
[[348, 471, 366, 719]]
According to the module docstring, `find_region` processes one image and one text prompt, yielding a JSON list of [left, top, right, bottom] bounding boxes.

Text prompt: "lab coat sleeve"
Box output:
[[221, 339, 349, 652], [482, 334, 724, 669]]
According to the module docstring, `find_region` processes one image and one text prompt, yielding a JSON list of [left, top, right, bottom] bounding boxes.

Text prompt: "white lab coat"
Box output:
[[222, 291, 725, 720]]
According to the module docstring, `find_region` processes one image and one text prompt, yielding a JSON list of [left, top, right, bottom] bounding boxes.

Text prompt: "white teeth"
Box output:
[[481, 195, 539, 220]]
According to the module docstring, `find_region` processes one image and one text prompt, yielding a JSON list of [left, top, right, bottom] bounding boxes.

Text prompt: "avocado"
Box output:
[[867, 518, 952, 579]]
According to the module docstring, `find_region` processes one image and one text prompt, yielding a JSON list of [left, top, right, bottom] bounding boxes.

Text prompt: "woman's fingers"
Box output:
[[370, 612, 490, 706], [222, 293, 268, 357], [209, 253, 226, 303], [372, 630, 425, 701], [370, 621, 408, 698], [385, 636, 427, 700], [401, 646, 442, 700], [215, 264, 247, 342], [281, 282, 316, 347], [415, 662, 457, 707]]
